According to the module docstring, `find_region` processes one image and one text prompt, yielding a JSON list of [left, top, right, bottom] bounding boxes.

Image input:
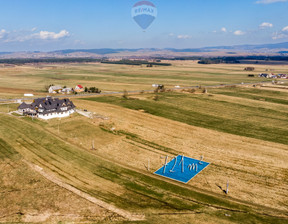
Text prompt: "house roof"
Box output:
[[49, 86, 62, 90], [18, 102, 29, 109], [62, 88, 72, 91], [76, 85, 83, 89], [18, 97, 75, 114]]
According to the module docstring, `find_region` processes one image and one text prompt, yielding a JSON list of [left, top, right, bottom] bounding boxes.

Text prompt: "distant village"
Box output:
[[258, 73, 288, 79], [16, 70, 287, 121], [48, 84, 101, 94], [244, 67, 288, 79]]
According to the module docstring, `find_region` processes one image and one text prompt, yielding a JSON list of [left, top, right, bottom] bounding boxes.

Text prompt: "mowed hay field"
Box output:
[[78, 88, 288, 212], [0, 61, 288, 223], [0, 110, 287, 224], [1, 113, 279, 224], [0, 60, 282, 99], [0, 122, 123, 223], [0, 158, 121, 223]]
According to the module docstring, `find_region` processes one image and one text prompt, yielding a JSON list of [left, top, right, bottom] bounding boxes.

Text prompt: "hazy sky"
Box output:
[[1, 0, 288, 51]]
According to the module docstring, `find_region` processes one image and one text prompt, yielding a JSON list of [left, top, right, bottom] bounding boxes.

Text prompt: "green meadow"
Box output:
[[82, 88, 288, 145]]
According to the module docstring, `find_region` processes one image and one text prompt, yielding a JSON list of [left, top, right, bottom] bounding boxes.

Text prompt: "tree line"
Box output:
[[101, 60, 172, 66], [0, 58, 102, 65]]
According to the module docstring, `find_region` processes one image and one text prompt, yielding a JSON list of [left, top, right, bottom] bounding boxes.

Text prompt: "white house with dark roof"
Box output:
[[48, 86, 63, 94], [18, 97, 76, 120]]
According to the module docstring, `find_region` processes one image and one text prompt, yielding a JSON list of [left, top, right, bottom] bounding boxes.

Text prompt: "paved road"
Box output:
[[0, 80, 283, 103]]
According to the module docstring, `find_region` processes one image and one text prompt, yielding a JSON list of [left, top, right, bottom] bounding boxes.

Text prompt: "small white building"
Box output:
[[24, 93, 34, 97], [61, 88, 73, 94]]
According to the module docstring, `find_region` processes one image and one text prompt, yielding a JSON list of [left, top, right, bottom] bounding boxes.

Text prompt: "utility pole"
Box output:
[[92, 140, 95, 150], [226, 180, 229, 194]]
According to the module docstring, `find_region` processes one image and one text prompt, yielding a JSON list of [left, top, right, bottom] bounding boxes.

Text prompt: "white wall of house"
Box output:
[[38, 110, 75, 120]]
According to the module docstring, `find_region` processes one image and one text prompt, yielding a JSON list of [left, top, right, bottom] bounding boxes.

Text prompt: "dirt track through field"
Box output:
[[24, 160, 145, 221]]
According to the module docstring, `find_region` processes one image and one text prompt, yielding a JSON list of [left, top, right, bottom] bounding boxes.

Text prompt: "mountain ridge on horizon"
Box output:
[[1, 41, 288, 58], [50, 41, 288, 53]]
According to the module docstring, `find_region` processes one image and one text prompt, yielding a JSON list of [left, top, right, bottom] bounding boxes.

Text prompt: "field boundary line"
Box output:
[[23, 160, 145, 221]]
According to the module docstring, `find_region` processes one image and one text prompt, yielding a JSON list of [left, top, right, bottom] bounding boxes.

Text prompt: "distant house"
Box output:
[[278, 74, 288, 79], [75, 85, 84, 93], [49, 86, 63, 93], [18, 97, 76, 120], [61, 87, 74, 94], [259, 73, 269, 78]]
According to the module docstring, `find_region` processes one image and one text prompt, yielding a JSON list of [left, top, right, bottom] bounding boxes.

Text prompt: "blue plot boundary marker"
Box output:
[[154, 155, 210, 184]]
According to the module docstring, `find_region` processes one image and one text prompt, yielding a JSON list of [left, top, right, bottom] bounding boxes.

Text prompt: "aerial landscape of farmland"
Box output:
[[1, 0, 288, 223], [0, 60, 287, 223]]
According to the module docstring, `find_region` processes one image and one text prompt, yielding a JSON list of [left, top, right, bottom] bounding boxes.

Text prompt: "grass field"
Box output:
[[0, 61, 287, 223], [0, 103, 18, 112], [82, 88, 288, 145], [0, 113, 287, 223], [0, 61, 282, 99]]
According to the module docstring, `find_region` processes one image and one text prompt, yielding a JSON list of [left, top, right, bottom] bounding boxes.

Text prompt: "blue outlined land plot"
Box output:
[[154, 155, 210, 184]]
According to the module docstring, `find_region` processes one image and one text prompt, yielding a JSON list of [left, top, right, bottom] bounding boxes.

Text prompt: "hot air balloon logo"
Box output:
[[132, 1, 157, 31]]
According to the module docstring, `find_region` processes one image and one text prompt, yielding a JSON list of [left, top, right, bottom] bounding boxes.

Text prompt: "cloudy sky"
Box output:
[[1, 0, 288, 51]]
